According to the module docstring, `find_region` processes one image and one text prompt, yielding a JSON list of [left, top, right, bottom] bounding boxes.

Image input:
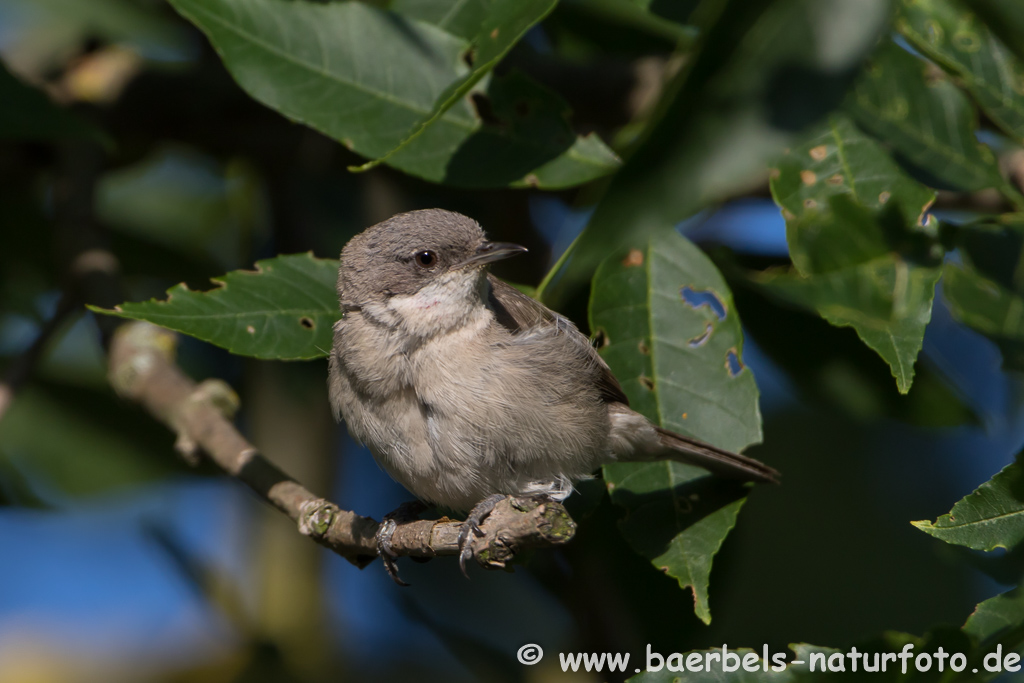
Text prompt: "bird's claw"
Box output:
[[375, 500, 427, 586], [457, 494, 507, 578], [375, 516, 407, 586]]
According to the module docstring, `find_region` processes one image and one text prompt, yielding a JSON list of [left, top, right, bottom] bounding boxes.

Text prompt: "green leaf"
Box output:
[[91, 254, 341, 361], [0, 61, 104, 143], [939, 217, 1024, 371], [969, 0, 1024, 64], [772, 113, 936, 236], [389, 0, 499, 40], [730, 268, 978, 427], [590, 229, 762, 623], [846, 40, 1008, 193], [943, 253, 1024, 373], [768, 115, 941, 392], [912, 453, 1024, 551], [538, 0, 892, 308], [167, 0, 618, 188], [964, 585, 1024, 643], [756, 255, 940, 394], [897, 0, 1024, 143], [559, 0, 698, 44], [351, 0, 558, 172]]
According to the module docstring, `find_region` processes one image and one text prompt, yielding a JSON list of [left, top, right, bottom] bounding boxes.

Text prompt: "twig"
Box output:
[[107, 321, 577, 571]]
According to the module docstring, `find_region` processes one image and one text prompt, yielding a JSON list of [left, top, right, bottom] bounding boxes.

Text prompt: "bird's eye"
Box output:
[[414, 250, 437, 268]]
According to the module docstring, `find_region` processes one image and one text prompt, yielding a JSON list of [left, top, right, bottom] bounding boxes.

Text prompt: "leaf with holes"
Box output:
[[589, 229, 762, 624], [167, 0, 618, 188], [897, 0, 1024, 143], [537, 0, 891, 307], [846, 39, 1007, 193], [768, 116, 941, 392], [90, 253, 340, 360], [772, 113, 936, 236], [912, 453, 1024, 551]]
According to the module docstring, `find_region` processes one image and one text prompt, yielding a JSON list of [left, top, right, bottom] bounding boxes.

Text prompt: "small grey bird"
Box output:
[[328, 209, 778, 582]]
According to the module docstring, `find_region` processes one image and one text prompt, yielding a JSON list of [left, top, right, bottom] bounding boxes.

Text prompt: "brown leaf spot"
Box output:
[[638, 340, 650, 355], [342, 138, 354, 151], [490, 28, 499, 39], [470, 92, 502, 126], [803, 198, 817, 209], [827, 174, 844, 186], [769, 168, 780, 179], [246, 325, 256, 334], [524, 173, 539, 187], [299, 317, 315, 329], [622, 249, 644, 267], [800, 170, 817, 185], [879, 191, 891, 204], [639, 376, 654, 391], [681, 412, 688, 419], [809, 145, 828, 161], [593, 329, 610, 348]]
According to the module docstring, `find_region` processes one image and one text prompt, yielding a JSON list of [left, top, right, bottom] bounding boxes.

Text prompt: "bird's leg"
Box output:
[[458, 493, 508, 577], [376, 500, 428, 586]]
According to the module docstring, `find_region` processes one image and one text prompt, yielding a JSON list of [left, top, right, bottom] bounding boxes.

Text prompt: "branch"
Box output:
[[107, 321, 576, 571]]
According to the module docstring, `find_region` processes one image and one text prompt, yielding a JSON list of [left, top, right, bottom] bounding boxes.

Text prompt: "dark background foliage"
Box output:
[[2, 0, 1024, 681]]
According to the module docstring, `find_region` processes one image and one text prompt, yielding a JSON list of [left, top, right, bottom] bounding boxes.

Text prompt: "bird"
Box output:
[[327, 209, 778, 583]]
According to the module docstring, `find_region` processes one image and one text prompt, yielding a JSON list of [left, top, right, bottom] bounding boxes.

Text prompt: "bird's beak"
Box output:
[[457, 241, 528, 268]]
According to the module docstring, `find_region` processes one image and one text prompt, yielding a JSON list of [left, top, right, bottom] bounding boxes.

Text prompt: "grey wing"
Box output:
[[486, 275, 629, 405]]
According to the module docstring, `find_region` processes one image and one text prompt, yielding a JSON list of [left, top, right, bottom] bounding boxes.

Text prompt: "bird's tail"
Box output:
[[655, 426, 780, 484]]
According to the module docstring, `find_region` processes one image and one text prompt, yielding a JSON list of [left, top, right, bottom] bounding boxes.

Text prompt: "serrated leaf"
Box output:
[[756, 256, 941, 393], [538, 0, 891, 308], [912, 453, 1024, 551], [769, 118, 941, 393], [590, 229, 761, 624], [92, 254, 340, 360], [846, 39, 1007, 193], [897, 0, 1024, 143], [167, 0, 618, 188]]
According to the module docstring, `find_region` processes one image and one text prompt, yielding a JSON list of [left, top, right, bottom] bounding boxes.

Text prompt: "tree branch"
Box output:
[[107, 321, 577, 571]]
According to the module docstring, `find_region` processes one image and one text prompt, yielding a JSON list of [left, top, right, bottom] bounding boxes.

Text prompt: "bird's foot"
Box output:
[[458, 493, 508, 578], [376, 500, 427, 586]]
